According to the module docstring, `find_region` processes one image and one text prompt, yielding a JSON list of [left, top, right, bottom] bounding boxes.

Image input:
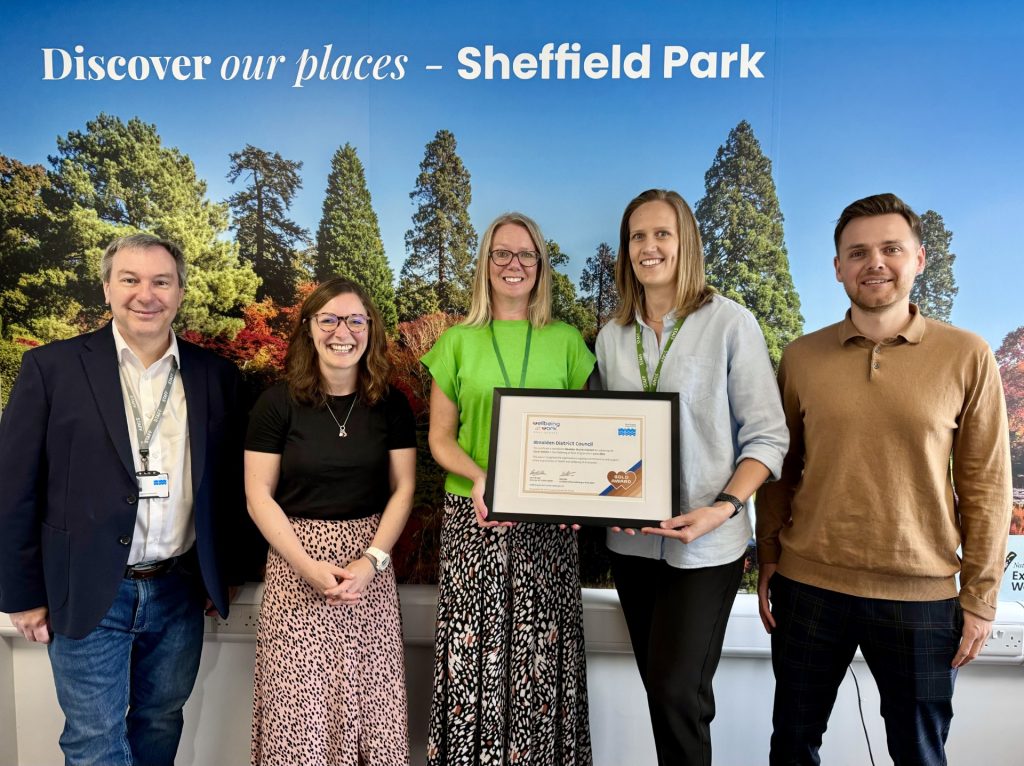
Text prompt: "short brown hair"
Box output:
[[612, 189, 713, 326], [834, 193, 922, 252], [285, 278, 390, 407]]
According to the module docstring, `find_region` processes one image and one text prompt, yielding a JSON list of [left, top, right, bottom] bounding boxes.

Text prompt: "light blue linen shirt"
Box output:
[[595, 295, 788, 568]]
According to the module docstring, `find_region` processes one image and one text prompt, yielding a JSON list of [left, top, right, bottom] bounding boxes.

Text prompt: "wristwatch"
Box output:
[[715, 492, 745, 519], [363, 546, 391, 573]]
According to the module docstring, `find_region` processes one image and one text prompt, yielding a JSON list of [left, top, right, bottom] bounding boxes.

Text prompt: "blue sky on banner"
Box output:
[[2, 0, 1021, 347]]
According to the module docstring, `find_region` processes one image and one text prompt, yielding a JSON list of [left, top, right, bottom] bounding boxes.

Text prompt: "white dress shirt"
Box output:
[[112, 321, 194, 565]]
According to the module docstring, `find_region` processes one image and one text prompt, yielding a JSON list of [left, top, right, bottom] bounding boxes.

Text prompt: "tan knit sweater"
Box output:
[[757, 307, 1012, 620]]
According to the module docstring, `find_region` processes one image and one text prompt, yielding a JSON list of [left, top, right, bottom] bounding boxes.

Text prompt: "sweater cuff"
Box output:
[[757, 541, 781, 565], [959, 591, 997, 622]]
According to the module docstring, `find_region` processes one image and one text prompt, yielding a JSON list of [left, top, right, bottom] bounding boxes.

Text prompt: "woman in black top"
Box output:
[[244, 278, 416, 766]]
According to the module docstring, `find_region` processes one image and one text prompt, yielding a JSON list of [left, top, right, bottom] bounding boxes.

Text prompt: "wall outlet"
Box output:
[[208, 602, 260, 635], [981, 625, 1024, 657]]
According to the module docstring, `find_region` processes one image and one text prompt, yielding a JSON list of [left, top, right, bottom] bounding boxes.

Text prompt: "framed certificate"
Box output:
[[485, 388, 679, 526]]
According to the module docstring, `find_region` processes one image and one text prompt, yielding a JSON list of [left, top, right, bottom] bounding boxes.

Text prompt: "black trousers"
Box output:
[[610, 551, 745, 766], [768, 574, 961, 766]]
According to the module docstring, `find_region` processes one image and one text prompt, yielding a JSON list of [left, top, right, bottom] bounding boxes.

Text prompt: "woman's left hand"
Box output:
[[641, 502, 734, 544], [325, 556, 376, 606]]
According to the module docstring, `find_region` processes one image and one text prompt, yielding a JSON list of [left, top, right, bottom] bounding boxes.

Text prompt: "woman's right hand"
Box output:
[[299, 558, 353, 599], [472, 475, 515, 528], [471, 475, 500, 528]]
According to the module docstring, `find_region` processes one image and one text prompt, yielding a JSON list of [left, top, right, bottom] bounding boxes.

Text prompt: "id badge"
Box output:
[[137, 471, 170, 499]]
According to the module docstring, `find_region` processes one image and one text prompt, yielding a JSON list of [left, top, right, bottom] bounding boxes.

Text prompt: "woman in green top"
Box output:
[[422, 212, 595, 765]]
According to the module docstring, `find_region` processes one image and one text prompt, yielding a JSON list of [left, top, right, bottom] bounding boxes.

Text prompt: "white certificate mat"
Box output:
[[486, 389, 679, 526]]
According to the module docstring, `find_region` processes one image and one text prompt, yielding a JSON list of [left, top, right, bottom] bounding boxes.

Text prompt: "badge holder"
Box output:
[[121, 360, 178, 502], [137, 470, 170, 499]]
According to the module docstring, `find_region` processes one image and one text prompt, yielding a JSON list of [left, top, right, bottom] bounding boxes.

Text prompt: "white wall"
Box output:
[[3, 588, 1022, 765]]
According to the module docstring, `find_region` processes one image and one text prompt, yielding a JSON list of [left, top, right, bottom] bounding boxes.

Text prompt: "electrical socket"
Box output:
[[981, 625, 1024, 657], [208, 603, 260, 635]]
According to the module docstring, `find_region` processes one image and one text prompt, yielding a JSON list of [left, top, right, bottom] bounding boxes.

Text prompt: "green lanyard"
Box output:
[[635, 318, 684, 393], [490, 321, 533, 387]]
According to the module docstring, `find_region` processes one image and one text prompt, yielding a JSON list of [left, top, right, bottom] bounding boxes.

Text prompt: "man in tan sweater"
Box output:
[[756, 193, 1012, 766]]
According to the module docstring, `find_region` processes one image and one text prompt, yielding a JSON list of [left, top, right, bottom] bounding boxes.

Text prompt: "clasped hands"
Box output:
[[301, 557, 375, 606]]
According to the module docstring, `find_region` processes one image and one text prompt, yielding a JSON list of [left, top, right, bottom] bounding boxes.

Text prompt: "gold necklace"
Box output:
[[324, 395, 357, 438]]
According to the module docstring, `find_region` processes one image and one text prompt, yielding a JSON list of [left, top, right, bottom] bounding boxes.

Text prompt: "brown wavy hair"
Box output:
[[285, 278, 391, 407], [611, 189, 714, 326]]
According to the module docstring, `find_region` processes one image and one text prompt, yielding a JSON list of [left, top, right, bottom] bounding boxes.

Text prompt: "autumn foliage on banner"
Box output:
[[997, 326, 1024, 534], [3, 114, 1022, 588], [183, 299, 460, 583]]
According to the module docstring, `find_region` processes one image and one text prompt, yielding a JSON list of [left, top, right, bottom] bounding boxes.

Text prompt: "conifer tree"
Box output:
[[579, 242, 618, 330], [227, 144, 310, 306], [43, 114, 258, 337], [695, 120, 802, 366], [396, 130, 476, 321], [315, 144, 396, 330], [0, 155, 74, 341], [911, 210, 958, 322], [547, 239, 596, 339]]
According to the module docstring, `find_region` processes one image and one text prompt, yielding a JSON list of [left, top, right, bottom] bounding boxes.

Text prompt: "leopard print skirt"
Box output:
[[427, 493, 593, 765], [251, 514, 409, 766]]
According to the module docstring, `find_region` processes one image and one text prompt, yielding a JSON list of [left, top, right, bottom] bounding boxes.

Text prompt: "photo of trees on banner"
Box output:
[[2, 1, 1021, 591]]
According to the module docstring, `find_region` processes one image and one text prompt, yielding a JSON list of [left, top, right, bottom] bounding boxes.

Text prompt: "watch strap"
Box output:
[[715, 492, 745, 519], [364, 546, 390, 572]]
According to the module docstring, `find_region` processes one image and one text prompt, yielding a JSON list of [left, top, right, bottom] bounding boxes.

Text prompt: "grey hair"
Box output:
[[100, 233, 187, 287]]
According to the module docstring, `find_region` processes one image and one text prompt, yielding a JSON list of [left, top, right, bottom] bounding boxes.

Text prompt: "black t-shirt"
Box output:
[[245, 383, 417, 521]]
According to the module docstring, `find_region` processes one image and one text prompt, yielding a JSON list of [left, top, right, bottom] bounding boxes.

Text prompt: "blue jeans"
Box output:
[[48, 568, 205, 766]]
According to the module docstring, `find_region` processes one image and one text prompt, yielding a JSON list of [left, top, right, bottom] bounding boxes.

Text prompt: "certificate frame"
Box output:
[[485, 388, 680, 527]]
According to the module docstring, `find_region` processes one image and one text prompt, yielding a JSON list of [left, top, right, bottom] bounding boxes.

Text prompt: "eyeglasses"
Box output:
[[309, 313, 370, 332], [489, 250, 540, 267]]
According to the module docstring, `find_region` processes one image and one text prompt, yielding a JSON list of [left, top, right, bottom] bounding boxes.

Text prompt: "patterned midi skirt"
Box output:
[[427, 493, 593, 766], [251, 515, 409, 766]]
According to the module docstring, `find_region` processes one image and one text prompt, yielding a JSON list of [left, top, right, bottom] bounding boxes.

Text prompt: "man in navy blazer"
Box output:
[[0, 233, 247, 766]]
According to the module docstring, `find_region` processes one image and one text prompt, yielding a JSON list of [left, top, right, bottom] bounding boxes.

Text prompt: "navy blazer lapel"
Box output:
[[178, 342, 208, 497], [81, 324, 137, 482]]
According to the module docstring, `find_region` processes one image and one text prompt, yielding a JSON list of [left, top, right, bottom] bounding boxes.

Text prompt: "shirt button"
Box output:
[[873, 345, 881, 354], [873, 362, 880, 370], [125, 495, 137, 504], [118, 535, 131, 546]]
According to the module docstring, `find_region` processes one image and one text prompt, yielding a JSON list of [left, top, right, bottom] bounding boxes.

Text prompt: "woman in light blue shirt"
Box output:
[[595, 188, 788, 766]]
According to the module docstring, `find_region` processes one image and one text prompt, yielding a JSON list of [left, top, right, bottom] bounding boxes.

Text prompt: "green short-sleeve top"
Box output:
[[421, 320, 596, 497]]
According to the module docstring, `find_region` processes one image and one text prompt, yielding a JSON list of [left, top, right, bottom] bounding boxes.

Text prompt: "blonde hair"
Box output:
[[611, 189, 714, 326], [463, 212, 552, 328]]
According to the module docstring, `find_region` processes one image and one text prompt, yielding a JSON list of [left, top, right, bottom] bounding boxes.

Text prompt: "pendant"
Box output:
[[339, 425, 347, 437]]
